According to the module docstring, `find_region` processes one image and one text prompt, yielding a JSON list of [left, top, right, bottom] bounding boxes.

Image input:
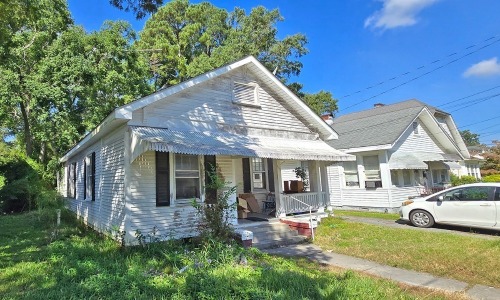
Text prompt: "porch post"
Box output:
[[320, 162, 330, 210], [273, 159, 285, 217]]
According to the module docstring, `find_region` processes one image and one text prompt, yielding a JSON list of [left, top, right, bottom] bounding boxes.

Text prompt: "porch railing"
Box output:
[[279, 192, 328, 215], [282, 194, 316, 241]]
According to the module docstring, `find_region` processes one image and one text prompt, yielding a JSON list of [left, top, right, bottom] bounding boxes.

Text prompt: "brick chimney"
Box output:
[[320, 114, 332, 121], [374, 103, 385, 108]]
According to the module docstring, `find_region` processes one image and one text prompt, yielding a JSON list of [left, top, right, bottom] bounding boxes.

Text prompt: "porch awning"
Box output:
[[412, 152, 462, 162], [388, 152, 428, 170], [442, 161, 462, 170], [130, 126, 355, 162]]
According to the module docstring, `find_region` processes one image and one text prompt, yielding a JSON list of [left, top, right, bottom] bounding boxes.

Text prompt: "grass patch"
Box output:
[[315, 216, 500, 288], [0, 211, 465, 299], [333, 209, 400, 220]]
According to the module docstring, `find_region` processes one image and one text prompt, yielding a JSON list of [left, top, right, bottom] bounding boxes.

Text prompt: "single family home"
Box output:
[[325, 100, 471, 212], [58, 56, 353, 244]]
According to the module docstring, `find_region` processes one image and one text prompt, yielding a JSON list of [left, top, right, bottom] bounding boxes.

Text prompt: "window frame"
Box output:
[[343, 161, 359, 188], [172, 153, 202, 205], [363, 155, 381, 181], [84, 152, 96, 201], [67, 162, 77, 199], [412, 121, 420, 135], [390, 169, 400, 186], [250, 157, 267, 191], [402, 169, 412, 187]]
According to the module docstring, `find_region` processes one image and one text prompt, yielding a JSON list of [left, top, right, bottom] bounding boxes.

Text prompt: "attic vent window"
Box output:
[[233, 82, 260, 107], [412, 121, 420, 135]]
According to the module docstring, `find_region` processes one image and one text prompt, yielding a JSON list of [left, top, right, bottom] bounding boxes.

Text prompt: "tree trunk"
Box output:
[[19, 101, 32, 156]]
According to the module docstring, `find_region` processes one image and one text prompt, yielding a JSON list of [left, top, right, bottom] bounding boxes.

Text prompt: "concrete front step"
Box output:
[[253, 230, 299, 243], [253, 236, 307, 250], [249, 222, 296, 234]]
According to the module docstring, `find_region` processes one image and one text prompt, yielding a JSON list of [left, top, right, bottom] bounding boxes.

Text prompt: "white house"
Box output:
[[325, 100, 471, 212], [58, 56, 353, 244]]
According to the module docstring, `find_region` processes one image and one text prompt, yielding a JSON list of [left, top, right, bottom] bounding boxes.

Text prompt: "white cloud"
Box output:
[[463, 57, 500, 78], [365, 0, 438, 30]]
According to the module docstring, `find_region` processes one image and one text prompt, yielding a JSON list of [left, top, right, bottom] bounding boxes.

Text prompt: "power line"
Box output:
[[338, 35, 500, 100], [338, 36, 500, 112], [436, 85, 500, 109]]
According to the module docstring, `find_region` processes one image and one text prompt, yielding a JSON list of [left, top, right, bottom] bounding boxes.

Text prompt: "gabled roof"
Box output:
[[61, 56, 338, 162], [329, 99, 426, 150], [328, 99, 469, 158]]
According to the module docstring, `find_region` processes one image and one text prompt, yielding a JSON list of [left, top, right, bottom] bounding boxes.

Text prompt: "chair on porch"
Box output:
[[262, 193, 276, 215]]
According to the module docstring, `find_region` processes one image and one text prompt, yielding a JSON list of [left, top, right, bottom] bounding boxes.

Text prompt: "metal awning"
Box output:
[[442, 161, 462, 170], [130, 126, 355, 163], [389, 152, 428, 170], [412, 152, 462, 162]]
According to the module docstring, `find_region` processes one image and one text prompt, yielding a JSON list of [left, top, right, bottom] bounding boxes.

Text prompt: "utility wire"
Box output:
[[339, 36, 500, 112], [338, 35, 500, 100]]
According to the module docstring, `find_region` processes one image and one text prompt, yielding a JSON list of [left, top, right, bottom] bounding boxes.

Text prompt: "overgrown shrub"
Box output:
[[450, 174, 478, 186], [0, 142, 56, 213], [192, 164, 237, 243], [482, 174, 500, 182]]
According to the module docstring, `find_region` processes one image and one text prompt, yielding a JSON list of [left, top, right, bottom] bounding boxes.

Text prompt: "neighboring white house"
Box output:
[[58, 56, 353, 244], [451, 151, 483, 180], [325, 100, 471, 212]]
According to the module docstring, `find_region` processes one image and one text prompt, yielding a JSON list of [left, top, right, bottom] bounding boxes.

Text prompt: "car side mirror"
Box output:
[[437, 195, 444, 201]]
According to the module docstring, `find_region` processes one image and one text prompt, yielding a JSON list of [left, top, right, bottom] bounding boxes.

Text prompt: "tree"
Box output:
[[109, 0, 165, 19], [1, 1, 151, 183], [460, 129, 480, 146], [136, 0, 308, 90], [136, 0, 337, 115], [482, 140, 500, 175]]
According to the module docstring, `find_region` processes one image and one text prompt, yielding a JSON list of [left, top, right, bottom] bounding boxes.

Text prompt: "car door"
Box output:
[[433, 186, 496, 227]]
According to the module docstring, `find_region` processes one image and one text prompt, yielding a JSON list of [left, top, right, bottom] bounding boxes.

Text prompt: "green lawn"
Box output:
[[0, 210, 463, 299], [333, 209, 400, 220], [315, 216, 500, 288]]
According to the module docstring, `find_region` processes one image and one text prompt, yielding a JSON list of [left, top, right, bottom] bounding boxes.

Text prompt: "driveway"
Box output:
[[341, 216, 500, 240]]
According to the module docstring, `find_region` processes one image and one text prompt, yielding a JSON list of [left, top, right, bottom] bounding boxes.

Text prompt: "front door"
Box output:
[[433, 186, 496, 227]]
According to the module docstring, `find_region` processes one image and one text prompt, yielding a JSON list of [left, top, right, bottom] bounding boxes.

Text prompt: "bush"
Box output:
[[0, 142, 55, 213], [482, 174, 500, 182], [450, 174, 478, 186]]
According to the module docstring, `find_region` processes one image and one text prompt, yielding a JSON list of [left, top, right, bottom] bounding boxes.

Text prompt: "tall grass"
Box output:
[[0, 211, 462, 299]]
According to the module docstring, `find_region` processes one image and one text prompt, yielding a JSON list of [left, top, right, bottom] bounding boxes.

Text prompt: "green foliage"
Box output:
[[450, 174, 478, 186], [459, 129, 480, 146], [110, 0, 165, 19], [0, 212, 453, 299], [293, 166, 309, 191], [482, 174, 500, 182], [192, 164, 237, 243], [137, 0, 308, 90]]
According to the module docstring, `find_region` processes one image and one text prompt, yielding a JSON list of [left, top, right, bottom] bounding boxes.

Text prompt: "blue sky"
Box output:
[[68, 0, 500, 145]]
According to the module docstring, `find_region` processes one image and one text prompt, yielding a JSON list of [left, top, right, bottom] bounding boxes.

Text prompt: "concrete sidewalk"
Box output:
[[264, 244, 500, 300]]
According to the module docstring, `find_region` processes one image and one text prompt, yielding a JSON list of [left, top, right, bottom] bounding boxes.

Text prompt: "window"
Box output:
[[175, 153, 200, 200], [412, 121, 420, 135], [402, 170, 412, 186], [390, 170, 399, 186], [251, 157, 266, 189], [443, 187, 491, 201], [432, 170, 440, 184], [233, 82, 260, 107], [156, 152, 170, 206], [495, 188, 500, 201], [85, 152, 96, 201], [363, 155, 381, 180], [343, 161, 359, 187]]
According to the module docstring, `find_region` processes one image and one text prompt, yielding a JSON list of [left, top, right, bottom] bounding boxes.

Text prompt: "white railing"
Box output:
[[282, 194, 315, 241], [279, 192, 328, 215]]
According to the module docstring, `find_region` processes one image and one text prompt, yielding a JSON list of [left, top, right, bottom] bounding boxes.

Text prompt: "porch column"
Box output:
[[308, 160, 325, 212], [273, 159, 285, 217], [320, 162, 330, 210]]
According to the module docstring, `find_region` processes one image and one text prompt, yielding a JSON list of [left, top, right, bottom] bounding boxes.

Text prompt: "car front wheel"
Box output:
[[410, 210, 435, 228]]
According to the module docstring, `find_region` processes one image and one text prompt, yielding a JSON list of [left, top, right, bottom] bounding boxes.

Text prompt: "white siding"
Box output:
[[394, 122, 447, 154], [327, 163, 343, 207], [390, 187, 419, 205], [130, 66, 311, 134], [66, 126, 126, 234], [339, 189, 392, 208]]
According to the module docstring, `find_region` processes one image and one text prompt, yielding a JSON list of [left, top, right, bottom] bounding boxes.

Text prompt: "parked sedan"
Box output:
[[400, 183, 500, 230]]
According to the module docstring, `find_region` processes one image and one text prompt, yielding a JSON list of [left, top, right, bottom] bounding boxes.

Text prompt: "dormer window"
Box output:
[[412, 121, 420, 135], [233, 82, 260, 107]]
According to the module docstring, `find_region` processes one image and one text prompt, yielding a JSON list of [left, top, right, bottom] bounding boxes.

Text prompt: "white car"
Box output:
[[400, 183, 500, 230]]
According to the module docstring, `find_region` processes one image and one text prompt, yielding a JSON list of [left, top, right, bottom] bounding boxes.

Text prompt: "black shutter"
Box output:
[[91, 152, 96, 201], [156, 152, 170, 206], [204, 155, 217, 204], [67, 165, 71, 198], [267, 158, 275, 192], [83, 159, 87, 200], [242, 158, 251, 193], [72, 162, 76, 198]]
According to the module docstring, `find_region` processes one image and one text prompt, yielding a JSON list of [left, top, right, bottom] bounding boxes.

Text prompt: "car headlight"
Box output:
[[402, 200, 414, 206]]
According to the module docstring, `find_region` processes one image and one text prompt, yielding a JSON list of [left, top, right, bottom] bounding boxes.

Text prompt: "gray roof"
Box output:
[[329, 99, 440, 149]]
